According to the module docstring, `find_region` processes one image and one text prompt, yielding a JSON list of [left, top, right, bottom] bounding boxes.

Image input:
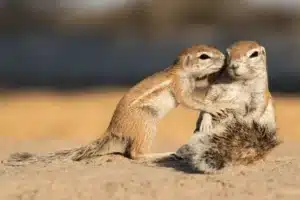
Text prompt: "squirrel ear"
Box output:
[[183, 55, 192, 67], [225, 49, 231, 63], [226, 48, 230, 56], [172, 57, 179, 65], [261, 46, 266, 56]]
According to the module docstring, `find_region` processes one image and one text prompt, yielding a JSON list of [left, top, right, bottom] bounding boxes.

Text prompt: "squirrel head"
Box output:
[[226, 41, 267, 80], [173, 45, 225, 78]]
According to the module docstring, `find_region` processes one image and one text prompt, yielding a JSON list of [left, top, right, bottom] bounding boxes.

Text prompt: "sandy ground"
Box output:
[[0, 90, 300, 200]]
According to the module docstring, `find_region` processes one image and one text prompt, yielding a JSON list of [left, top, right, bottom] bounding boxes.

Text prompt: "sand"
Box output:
[[0, 90, 300, 200]]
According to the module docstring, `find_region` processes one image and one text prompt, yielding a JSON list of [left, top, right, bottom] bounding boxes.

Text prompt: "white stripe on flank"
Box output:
[[130, 79, 172, 106]]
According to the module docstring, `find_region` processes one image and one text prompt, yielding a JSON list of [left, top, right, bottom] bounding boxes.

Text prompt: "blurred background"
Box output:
[[1, 0, 300, 91], [0, 0, 300, 152]]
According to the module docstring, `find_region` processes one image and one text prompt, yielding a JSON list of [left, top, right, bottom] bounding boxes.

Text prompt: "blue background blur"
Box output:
[[1, 0, 300, 92]]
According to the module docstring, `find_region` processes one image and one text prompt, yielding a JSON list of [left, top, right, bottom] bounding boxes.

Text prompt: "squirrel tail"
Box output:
[[176, 121, 281, 173], [210, 121, 281, 164], [2, 133, 128, 166], [71, 134, 128, 161]]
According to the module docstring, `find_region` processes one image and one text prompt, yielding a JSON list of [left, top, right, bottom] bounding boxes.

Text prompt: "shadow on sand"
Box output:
[[152, 155, 204, 174]]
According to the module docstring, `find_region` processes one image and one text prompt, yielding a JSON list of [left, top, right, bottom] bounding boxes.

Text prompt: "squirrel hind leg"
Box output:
[[127, 141, 152, 160], [126, 143, 145, 160], [127, 128, 156, 160]]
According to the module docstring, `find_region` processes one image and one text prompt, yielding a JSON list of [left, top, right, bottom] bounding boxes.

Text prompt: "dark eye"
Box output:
[[249, 51, 259, 58], [199, 54, 211, 60]]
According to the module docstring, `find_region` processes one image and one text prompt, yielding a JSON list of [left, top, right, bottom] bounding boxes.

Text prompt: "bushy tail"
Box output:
[[2, 134, 128, 166], [202, 121, 281, 168], [71, 134, 128, 161], [176, 121, 281, 173], [2, 148, 79, 166]]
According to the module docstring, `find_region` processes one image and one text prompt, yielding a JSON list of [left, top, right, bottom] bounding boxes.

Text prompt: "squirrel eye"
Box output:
[[199, 54, 211, 60], [249, 51, 259, 58]]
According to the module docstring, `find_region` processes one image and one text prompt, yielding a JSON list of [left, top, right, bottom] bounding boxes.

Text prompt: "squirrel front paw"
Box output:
[[199, 114, 213, 133]]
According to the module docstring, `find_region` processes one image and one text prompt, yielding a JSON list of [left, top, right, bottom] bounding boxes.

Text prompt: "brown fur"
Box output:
[[174, 120, 281, 173], [228, 41, 261, 60], [3, 44, 230, 165], [171, 41, 280, 173]]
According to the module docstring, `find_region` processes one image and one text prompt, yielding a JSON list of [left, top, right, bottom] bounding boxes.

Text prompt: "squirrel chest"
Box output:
[[143, 90, 177, 119], [217, 85, 251, 115]]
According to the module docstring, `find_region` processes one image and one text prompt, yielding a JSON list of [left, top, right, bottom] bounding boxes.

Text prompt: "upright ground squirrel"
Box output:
[[174, 41, 280, 173], [4, 45, 236, 165]]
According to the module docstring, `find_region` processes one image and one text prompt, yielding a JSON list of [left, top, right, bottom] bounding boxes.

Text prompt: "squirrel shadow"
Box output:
[[152, 155, 204, 174]]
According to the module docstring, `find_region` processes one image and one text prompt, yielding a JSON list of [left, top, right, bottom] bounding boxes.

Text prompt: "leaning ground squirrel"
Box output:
[[175, 41, 281, 173], [3, 44, 236, 165]]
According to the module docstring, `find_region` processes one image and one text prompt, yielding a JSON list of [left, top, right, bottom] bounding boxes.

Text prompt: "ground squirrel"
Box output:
[[3, 44, 235, 165], [174, 41, 281, 173]]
